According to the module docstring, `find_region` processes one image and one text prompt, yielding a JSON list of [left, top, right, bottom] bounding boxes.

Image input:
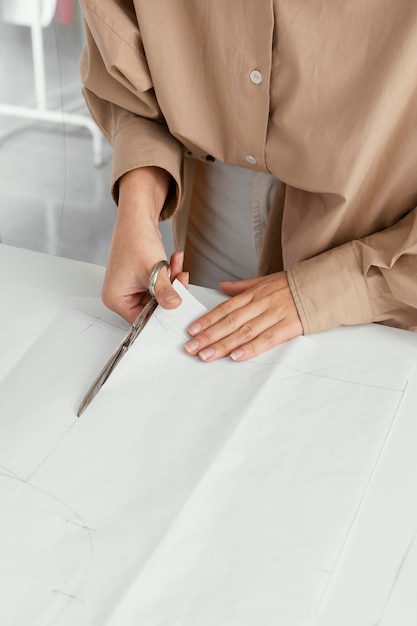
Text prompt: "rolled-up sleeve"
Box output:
[[79, 0, 184, 217], [287, 206, 417, 333]]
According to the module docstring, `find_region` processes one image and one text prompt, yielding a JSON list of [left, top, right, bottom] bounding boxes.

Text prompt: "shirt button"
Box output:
[[249, 69, 263, 85], [245, 154, 257, 165]]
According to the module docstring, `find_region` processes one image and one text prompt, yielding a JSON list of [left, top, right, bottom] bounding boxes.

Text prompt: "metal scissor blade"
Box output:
[[77, 298, 158, 416]]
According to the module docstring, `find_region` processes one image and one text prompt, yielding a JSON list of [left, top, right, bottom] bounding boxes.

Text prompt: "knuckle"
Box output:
[[224, 313, 237, 329], [267, 290, 277, 305], [261, 329, 275, 348], [214, 339, 229, 356], [199, 314, 213, 328], [199, 330, 214, 345], [156, 284, 171, 298], [217, 301, 231, 317], [239, 323, 254, 338]]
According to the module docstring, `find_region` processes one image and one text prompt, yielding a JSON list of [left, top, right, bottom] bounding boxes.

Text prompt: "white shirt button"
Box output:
[[245, 154, 257, 165], [249, 69, 263, 85]]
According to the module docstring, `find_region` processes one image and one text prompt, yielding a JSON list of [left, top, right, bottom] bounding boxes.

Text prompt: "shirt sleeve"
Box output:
[[79, 0, 184, 218], [287, 205, 417, 333]]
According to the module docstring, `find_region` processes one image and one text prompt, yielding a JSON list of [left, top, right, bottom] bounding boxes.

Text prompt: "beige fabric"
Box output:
[[79, 0, 417, 334]]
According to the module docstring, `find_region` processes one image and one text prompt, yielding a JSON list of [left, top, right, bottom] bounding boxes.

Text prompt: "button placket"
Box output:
[[242, 69, 263, 165]]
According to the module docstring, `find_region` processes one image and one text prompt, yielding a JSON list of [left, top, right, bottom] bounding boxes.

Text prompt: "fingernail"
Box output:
[[184, 272, 190, 288], [199, 347, 215, 361], [184, 339, 200, 354], [188, 322, 202, 335], [178, 250, 184, 265], [230, 349, 245, 361], [163, 292, 180, 303]]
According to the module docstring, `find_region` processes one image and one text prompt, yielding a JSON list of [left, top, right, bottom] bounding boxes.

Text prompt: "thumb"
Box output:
[[154, 264, 182, 309]]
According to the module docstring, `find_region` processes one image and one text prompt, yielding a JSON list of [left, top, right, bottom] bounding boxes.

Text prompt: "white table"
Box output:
[[1, 243, 417, 625]]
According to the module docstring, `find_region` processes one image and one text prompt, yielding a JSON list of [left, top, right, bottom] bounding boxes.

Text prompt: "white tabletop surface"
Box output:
[[1, 243, 417, 624]]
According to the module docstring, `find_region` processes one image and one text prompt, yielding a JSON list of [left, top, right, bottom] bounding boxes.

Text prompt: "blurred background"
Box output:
[[0, 0, 173, 267]]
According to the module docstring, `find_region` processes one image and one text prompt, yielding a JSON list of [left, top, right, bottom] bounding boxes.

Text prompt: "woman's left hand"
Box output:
[[184, 271, 303, 362]]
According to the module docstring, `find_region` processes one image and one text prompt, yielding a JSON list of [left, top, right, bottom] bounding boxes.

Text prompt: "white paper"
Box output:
[[376, 530, 417, 626], [0, 281, 412, 625], [0, 283, 67, 383]]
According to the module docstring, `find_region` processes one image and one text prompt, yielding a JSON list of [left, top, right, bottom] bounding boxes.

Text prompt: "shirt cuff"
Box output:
[[111, 115, 184, 219], [287, 242, 373, 335]]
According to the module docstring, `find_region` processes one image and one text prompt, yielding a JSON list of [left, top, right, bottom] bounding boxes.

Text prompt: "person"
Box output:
[[79, 1, 417, 362]]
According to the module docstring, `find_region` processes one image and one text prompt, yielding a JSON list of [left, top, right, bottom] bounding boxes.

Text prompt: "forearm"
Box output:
[[107, 166, 171, 292], [118, 166, 171, 225]]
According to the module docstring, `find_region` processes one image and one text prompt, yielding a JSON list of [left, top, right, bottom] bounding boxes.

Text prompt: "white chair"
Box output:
[[0, 0, 103, 166]]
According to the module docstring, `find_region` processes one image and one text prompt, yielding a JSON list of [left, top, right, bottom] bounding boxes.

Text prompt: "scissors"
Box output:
[[77, 260, 170, 416]]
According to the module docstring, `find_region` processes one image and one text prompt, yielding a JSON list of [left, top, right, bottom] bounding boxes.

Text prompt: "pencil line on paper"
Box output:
[[0, 468, 95, 623], [248, 359, 408, 393], [65, 518, 96, 532], [0, 464, 21, 480], [53, 589, 85, 603], [26, 419, 78, 482], [371, 524, 417, 626], [80, 318, 101, 334], [0, 470, 95, 546], [71, 307, 128, 331], [314, 382, 409, 622], [155, 316, 188, 340]]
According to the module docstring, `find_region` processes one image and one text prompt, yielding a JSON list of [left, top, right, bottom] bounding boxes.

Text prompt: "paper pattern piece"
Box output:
[[0, 281, 412, 625]]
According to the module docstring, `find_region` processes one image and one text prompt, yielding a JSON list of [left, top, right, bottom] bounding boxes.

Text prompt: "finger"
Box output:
[[187, 291, 254, 337], [229, 316, 303, 361], [169, 250, 184, 280], [153, 264, 182, 309], [198, 311, 269, 361], [185, 298, 264, 357], [220, 276, 264, 296], [176, 271, 189, 289], [184, 280, 302, 360], [116, 291, 151, 324], [190, 273, 292, 335], [189, 309, 302, 362]]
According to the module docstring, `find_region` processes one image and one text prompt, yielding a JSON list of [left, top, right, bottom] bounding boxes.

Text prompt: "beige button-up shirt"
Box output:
[[79, 0, 417, 335]]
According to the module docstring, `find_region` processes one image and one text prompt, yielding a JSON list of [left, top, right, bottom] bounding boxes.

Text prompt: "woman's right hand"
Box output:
[[102, 167, 188, 324]]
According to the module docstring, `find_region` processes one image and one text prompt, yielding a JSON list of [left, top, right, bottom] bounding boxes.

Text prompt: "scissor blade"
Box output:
[[77, 298, 158, 416]]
